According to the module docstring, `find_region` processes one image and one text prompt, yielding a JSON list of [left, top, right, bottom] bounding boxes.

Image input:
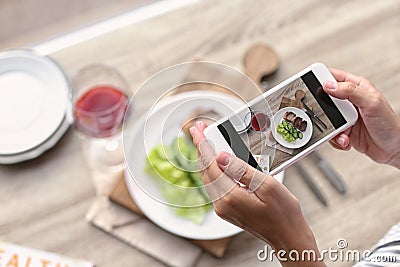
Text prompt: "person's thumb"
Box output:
[[323, 80, 369, 109], [216, 152, 267, 191]]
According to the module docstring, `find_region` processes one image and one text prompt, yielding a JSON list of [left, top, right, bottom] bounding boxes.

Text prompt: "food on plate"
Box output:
[[145, 137, 212, 224], [276, 120, 303, 142], [293, 117, 302, 129], [277, 110, 308, 143], [299, 120, 307, 132], [283, 111, 308, 131], [284, 111, 296, 122]]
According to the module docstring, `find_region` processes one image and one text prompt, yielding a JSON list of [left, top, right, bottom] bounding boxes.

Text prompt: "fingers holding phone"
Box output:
[[323, 68, 400, 167]]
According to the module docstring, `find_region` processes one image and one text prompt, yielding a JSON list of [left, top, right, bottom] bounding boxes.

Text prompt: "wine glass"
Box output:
[[244, 110, 272, 132], [72, 64, 131, 172]]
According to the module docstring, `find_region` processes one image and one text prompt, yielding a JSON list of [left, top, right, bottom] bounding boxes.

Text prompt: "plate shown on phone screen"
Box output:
[[272, 107, 313, 149]]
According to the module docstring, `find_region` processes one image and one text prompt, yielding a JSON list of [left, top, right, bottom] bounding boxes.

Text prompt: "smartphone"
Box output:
[[204, 63, 358, 175]]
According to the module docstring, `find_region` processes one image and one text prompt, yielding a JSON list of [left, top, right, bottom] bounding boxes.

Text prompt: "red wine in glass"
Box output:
[[74, 85, 128, 138], [251, 112, 270, 131]]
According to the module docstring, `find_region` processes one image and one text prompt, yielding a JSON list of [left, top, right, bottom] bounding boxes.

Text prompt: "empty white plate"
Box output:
[[0, 50, 70, 158]]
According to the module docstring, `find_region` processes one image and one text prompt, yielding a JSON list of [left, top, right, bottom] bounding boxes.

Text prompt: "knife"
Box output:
[[304, 110, 324, 132], [312, 151, 347, 194], [302, 100, 328, 129], [295, 162, 328, 207]]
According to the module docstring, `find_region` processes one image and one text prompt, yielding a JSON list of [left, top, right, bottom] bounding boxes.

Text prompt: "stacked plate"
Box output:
[[0, 50, 71, 164]]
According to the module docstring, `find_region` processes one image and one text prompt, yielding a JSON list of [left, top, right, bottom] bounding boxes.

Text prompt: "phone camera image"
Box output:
[[216, 69, 348, 173]]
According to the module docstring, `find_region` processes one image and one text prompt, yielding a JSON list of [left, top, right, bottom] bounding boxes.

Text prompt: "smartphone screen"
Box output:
[[217, 70, 347, 173]]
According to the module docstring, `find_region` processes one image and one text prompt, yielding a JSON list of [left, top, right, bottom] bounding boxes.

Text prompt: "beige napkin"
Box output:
[[85, 171, 234, 267], [86, 196, 203, 267]]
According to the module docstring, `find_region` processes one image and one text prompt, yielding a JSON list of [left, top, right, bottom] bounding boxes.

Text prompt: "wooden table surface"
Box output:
[[1, 0, 400, 266]]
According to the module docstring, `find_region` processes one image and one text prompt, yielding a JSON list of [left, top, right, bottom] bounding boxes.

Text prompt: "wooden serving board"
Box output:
[[278, 92, 305, 110]]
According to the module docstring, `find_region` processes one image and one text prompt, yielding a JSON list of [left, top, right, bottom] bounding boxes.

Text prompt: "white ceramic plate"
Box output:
[[272, 107, 312, 149], [124, 90, 284, 239], [0, 116, 70, 164], [124, 91, 244, 239], [0, 50, 70, 155]]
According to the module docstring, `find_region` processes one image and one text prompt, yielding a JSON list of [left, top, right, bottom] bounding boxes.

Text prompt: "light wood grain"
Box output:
[[1, 0, 399, 266], [0, 0, 158, 49]]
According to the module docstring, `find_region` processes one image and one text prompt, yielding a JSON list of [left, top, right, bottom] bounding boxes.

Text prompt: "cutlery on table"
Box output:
[[294, 162, 328, 207], [312, 151, 347, 194]]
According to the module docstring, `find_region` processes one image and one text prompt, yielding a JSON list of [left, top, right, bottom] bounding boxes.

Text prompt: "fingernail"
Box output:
[[324, 81, 338, 90], [217, 152, 232, 168], [195, 121, 203, 128], [189, 126, 197, 137], [337, 136, 345, 146]]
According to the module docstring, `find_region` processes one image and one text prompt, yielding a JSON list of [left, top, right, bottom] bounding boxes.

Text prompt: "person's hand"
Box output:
[[190, 121, 326, 267], [323, 68, 400, 169]]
